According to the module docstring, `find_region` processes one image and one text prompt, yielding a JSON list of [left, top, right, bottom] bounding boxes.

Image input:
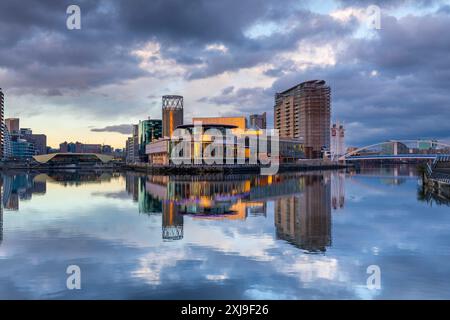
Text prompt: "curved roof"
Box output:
[[176, 124, 238, 129], [33, 153, 113, 164]]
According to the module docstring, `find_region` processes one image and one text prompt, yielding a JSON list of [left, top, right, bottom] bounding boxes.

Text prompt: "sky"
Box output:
[[0, 0, 449, 149]]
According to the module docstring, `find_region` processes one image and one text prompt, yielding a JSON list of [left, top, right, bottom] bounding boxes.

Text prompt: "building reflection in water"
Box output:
[[275, 174, 332, 252], [2, 173, 47, 211], [126, 172, 343, 252], [331, 171, 345, 210], [162, 201, 183, 241], [0, 171, 122, 246], [0, 177, 3, 245], [1, 173, 49, 245], [0, 170, 346, 252]]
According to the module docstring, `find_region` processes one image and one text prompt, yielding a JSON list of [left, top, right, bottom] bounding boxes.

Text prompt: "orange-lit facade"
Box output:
[[162, 95, 184, 138], [192, 116, 247, 130]]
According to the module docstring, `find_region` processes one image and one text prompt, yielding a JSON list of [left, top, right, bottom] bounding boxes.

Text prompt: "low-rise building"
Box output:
[[146, 137, 171, 165], [144, 124, 305, 165], [12, 139, 35, 159], [22, 133, 47, 155]]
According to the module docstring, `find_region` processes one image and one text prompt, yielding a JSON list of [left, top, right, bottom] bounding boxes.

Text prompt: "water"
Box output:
[[0, 166, 449, 299]]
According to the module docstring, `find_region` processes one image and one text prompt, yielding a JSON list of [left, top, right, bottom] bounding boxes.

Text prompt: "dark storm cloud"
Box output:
[[91, 124, 132, 135], [183, 10, 356, 79], [0, 0, 146, 93], [0, 0, 354, 92], [199, 86, 273, 114], [1, 0, 449, 145], [198, 7, 450, 145]]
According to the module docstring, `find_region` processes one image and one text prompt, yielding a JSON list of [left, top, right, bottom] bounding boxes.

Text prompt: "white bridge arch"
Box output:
[[339, 140, 450, 161]]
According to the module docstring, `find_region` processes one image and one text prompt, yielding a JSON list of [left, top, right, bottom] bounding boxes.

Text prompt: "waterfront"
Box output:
[[0, 166, 449, 299]]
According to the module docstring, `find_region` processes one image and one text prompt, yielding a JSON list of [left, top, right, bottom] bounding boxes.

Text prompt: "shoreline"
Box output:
[[125, 161, 350, 174], [0, 161, 350, 174]]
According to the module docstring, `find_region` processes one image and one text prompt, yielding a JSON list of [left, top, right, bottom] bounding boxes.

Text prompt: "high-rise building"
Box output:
[[3, 127, 12, 159], [138, 119, 162, 161], [4, 119, 47, 156], [249, 112, 267, 129], [330, 123, 345, 160], [275, 80, 331, 158], [5, 118, 19, 136], [0, 89, 4, 158], [125, 124, 139, 163], [162, 95, 184, 138]]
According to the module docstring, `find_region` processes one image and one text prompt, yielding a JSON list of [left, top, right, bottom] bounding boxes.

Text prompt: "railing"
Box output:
[[426, 163, 433, 178]]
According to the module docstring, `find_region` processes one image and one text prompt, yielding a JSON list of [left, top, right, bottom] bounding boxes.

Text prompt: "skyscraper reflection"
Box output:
[[2, 173, 47, 211], [275, 175, 332, 252], [331, 171, 345, 210], [0, 176, 3, 245], [162, 201, 183, 241]]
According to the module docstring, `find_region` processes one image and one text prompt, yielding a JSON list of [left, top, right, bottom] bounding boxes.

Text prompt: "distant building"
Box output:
[[112, 148, 125, 159], [59, 141, 73, 153], [59, 141, 102, 154], [47, 147, 59, 154], [249, 112, 267, 129], [5, 118, 19, 136], [19, 128, 32, 136], [101, 145, 113, 154], [125, 137, 134, 163], [81, 143, 102, 154], [131, 125, 139, 162], [330, 123, 345, 160], [22, 133, 47, 155], [125, 124, 139, 163], [417, 140, 438, 150], [381, 141, 409, 155], [162, 95, 184, 138], [3, 119, 47, 156], [275, 80, 331, 158], [138, 119, 162, 161], [192, 116, 247, 130]]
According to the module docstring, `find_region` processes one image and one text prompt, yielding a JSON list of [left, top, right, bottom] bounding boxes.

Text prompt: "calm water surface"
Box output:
[[0, 166, 449, 299]]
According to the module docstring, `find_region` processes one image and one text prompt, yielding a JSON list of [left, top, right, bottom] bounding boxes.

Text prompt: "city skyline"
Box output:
[[1, 1, 450, 149]]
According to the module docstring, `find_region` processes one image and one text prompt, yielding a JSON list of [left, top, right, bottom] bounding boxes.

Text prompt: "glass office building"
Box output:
[[11, 139, 35, 159], [138, 119, 162, 161]]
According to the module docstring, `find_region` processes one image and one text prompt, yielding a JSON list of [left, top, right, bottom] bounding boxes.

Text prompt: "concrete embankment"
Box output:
[[125, 161, 349, 175]]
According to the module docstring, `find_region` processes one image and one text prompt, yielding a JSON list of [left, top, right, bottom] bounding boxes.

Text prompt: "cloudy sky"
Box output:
[[1, 0, 449, 149]]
